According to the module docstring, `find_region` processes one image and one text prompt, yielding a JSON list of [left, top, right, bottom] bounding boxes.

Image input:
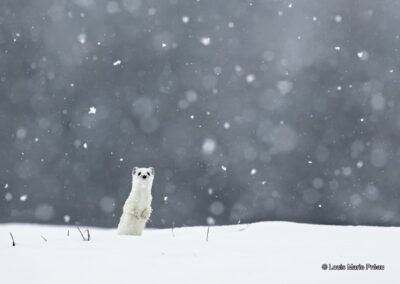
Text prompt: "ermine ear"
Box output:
[[150, 167, 155, 175], [132, 167, 138, 174]]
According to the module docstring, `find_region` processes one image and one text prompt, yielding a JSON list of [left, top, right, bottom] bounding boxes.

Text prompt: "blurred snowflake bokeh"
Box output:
[[1, 0, 400, 227]]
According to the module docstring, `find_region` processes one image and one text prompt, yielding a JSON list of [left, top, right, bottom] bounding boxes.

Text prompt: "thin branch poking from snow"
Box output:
[[86, 228, 91, 241], [77, 226, 88, 241], [9, 232, 15, 247], [171, 220, 175, 238], [67, 230, 69, 237], [206, 226, 210, 242], [41, 235, 48, 242]]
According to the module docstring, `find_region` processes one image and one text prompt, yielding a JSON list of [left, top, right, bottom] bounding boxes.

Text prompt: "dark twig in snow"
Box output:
[[77, 226, 89, 241], [41, 235, 48, 242], [206, 226, 210, 242], [9, 232, 15, 246], [171, 220, 175, 238], [67, 230, 69, 237], [86, 228, 91, 241]]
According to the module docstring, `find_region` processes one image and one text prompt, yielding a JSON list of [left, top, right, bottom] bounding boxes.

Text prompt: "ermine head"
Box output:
[[132, 166, 155, 187]]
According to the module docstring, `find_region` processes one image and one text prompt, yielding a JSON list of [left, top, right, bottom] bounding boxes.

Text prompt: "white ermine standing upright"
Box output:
[[117, 166, 154, 236]]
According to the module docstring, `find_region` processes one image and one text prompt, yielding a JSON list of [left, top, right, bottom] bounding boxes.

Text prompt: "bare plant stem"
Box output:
[[67, 230, 69, 237], [41, 235, 48, 242], [77, 226, 88, 241], [9, 232, 15, 246], [86, 229, 90, 241], [206, 226, 210, 242], [171, 220, 175, 238]]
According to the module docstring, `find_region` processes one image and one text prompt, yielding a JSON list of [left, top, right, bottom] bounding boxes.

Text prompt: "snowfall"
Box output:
[[0, 222, 397, 284]]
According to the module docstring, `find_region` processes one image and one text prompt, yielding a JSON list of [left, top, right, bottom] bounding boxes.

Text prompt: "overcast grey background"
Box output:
[[1, 0, 399, 227]]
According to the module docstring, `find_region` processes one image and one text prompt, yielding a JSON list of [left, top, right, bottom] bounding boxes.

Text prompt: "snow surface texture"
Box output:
[[0, 222, 396, 284]]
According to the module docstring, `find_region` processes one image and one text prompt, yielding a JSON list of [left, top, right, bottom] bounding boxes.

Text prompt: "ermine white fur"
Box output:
[[117, 166, 154, 236]]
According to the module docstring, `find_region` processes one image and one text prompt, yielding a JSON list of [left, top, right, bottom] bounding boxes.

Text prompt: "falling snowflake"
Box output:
[[88, 107, 97, 114], [5, 193, 12, 201], [246, 74, 255, 83], [202, 138, 217, 155], [357, 51, 369, 61], [342, 166, 352, 176], [277, 80, 293, 95], [200, 37, 211, 46], [20, 195, 27, 202], [221, 165, 227, 171], [206, 216, 215, 225], [113, 60, 121, 66], [250, 168, 257, 175], [182, 16, 189, 23], [83, 143, 88, 149], [334, 15, 342, 23], [77, 33, 86, 44]]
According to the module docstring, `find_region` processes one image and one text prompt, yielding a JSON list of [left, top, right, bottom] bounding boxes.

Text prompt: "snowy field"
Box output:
[[0, 222, 397, 284]]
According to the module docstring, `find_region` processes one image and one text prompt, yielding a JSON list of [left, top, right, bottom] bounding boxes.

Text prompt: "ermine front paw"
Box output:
[[133, 210, 141, 220], [140, 208, 151, 220]]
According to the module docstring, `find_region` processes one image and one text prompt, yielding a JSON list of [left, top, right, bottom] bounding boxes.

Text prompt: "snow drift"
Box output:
[[0, 222, 396, 284]]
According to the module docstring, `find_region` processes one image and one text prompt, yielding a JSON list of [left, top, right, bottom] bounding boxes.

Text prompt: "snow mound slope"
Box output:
[[0, 222, 397, 284]]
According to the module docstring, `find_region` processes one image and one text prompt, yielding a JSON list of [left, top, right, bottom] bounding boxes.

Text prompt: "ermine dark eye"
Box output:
[[138, 172, 141, 176], [147, 172, 150, 176]]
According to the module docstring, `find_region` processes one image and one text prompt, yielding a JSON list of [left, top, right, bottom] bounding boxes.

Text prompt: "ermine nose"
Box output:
[[142, 175, 147, 179]]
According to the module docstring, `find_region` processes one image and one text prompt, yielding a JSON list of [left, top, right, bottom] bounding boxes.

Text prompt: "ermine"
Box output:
[[117, 166, 154, 236]]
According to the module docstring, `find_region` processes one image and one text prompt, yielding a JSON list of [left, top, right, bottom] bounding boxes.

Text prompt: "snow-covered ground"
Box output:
[[0, 222, 397, 283]]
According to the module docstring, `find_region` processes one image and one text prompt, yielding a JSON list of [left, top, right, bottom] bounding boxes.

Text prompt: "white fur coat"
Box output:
[[117, 167, 154, 236]]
